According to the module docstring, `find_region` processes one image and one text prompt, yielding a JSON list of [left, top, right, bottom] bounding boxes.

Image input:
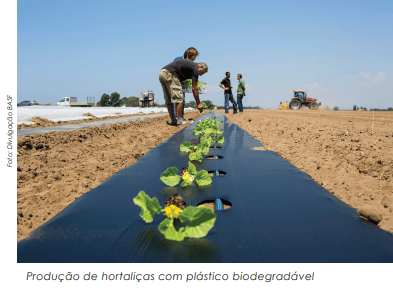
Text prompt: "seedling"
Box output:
[[133, 191, 216, 241], [180, 141, 211, 158], [181, 80, 207, 91], [194, 117, 225, 145], [160, 161, 212, 187], [188, 150, 203, 162], [198, 81, 207, 90]]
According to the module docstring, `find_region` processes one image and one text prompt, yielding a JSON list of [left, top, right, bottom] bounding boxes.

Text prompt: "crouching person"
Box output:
[[159, 59, 208, 125]]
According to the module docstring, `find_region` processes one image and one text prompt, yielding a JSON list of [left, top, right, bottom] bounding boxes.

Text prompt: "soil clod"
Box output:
[[165, 194, 186, 210]]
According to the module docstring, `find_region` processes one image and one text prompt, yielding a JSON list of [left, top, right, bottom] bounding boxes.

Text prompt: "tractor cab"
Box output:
[[294, 90, 306, 102]]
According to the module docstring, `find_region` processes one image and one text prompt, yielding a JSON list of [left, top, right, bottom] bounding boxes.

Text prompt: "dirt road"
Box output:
[[17, 109, 393, 241]]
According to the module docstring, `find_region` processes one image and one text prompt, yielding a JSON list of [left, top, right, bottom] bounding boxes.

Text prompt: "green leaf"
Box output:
[[160, 167, 181, 186], [216, 135, 224, 144], [181, 179, 192, 187], [194, 128, 203, 135], [158, 218, 186, 241], [202, 137, 212, 146], [180, 141, 192, 152], [189, 151, 202, 162], [133, 191, 163, 223], [204, 128, 214, 136], [201, 142, 210, 155], [179, 206, 216, 238], [195, 170, 212, 186], [188, 161, 197, 175]]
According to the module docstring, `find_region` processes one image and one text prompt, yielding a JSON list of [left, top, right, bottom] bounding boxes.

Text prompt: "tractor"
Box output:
[[139, 90, 155, 107], [288, 90, 321, 110]]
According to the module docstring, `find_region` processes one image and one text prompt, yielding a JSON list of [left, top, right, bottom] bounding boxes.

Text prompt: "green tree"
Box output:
[[333, 106, 339, 111], [353, 105, 357, 111], [119, 96, 140, 107], [119, 97, 128, 106], [97, 92, 121, 107], [97, 93, 110, 107], [131, 96, 140, 107], [110, 92, 121, 107], [185, 101, 196, 108], [202, 100, 214, 109]]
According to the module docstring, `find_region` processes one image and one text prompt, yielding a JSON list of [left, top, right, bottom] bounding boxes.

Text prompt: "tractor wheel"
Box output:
[[139, 101, 143, 107], [309, 102, 319, 110], [289, 99, 301, 110]]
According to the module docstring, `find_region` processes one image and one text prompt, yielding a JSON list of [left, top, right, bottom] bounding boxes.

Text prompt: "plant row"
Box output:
[[133, 117, 224, 241]]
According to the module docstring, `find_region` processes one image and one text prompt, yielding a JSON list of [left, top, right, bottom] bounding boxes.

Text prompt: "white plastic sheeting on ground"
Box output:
[[17, 106, 194, 125]]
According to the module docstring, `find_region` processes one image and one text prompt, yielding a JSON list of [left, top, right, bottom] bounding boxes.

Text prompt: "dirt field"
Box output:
[[17, 109, 393, 241], [17, 111, 203, 241], [221, 109, 393, 233]]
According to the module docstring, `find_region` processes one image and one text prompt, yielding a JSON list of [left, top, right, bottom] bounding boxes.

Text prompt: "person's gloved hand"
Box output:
[[197, 104, 204, 113]]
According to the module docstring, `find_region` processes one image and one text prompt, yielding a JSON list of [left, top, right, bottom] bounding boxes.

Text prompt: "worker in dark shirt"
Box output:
[[173, 48, 200, 120], [219, 72, 238, 114], [159, 59, 208, 125]]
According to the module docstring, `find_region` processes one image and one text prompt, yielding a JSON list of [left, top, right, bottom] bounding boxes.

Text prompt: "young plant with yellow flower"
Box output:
[[133, 191, 216, 241], [160, 161, 212, 188], [193, 117, 224, 145]]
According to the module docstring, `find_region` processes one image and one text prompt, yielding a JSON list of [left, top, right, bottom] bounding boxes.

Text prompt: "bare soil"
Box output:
[[220, 109, 393, 234], [17, 111, 203, 241]]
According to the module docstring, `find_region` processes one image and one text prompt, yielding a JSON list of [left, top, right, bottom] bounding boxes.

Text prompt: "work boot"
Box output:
[[177, 118, 185, 125]]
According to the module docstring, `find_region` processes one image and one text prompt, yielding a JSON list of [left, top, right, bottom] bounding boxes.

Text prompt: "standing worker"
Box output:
[[159, 59, 207, 126], [236, 74, 246, 114], [173, 48, 200, 120], [219, 72, 238, 114]]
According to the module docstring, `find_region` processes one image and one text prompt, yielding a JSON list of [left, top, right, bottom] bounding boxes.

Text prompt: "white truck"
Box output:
[[57, 97, 95, 107]]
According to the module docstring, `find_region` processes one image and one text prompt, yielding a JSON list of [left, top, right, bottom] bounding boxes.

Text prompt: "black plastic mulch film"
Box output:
[[18, 112, 393, 263]]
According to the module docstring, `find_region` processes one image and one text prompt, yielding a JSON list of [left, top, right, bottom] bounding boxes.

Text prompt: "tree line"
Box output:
[[353, 105, 392, 111], [97, 93, 218, 109], [97, 92, 140, 107]]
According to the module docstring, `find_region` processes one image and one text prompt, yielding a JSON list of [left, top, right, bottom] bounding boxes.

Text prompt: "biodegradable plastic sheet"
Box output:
[[18, 112, 393, 263]]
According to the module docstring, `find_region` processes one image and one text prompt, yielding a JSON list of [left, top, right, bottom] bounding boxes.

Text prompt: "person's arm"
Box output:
[[192, 79, 203, 112], [242, 81, 246, 96], [219, 81, 228, 90]]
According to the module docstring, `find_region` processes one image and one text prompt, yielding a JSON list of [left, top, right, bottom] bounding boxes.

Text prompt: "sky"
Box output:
[[14, 0, 393, 110]]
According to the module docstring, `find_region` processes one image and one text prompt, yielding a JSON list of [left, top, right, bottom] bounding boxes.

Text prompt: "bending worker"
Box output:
[[159, 59, 208, 125], [173, 47, 200, 119]]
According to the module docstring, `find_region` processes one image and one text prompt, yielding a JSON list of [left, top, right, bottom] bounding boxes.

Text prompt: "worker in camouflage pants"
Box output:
[[159, 59, 207, 125]]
